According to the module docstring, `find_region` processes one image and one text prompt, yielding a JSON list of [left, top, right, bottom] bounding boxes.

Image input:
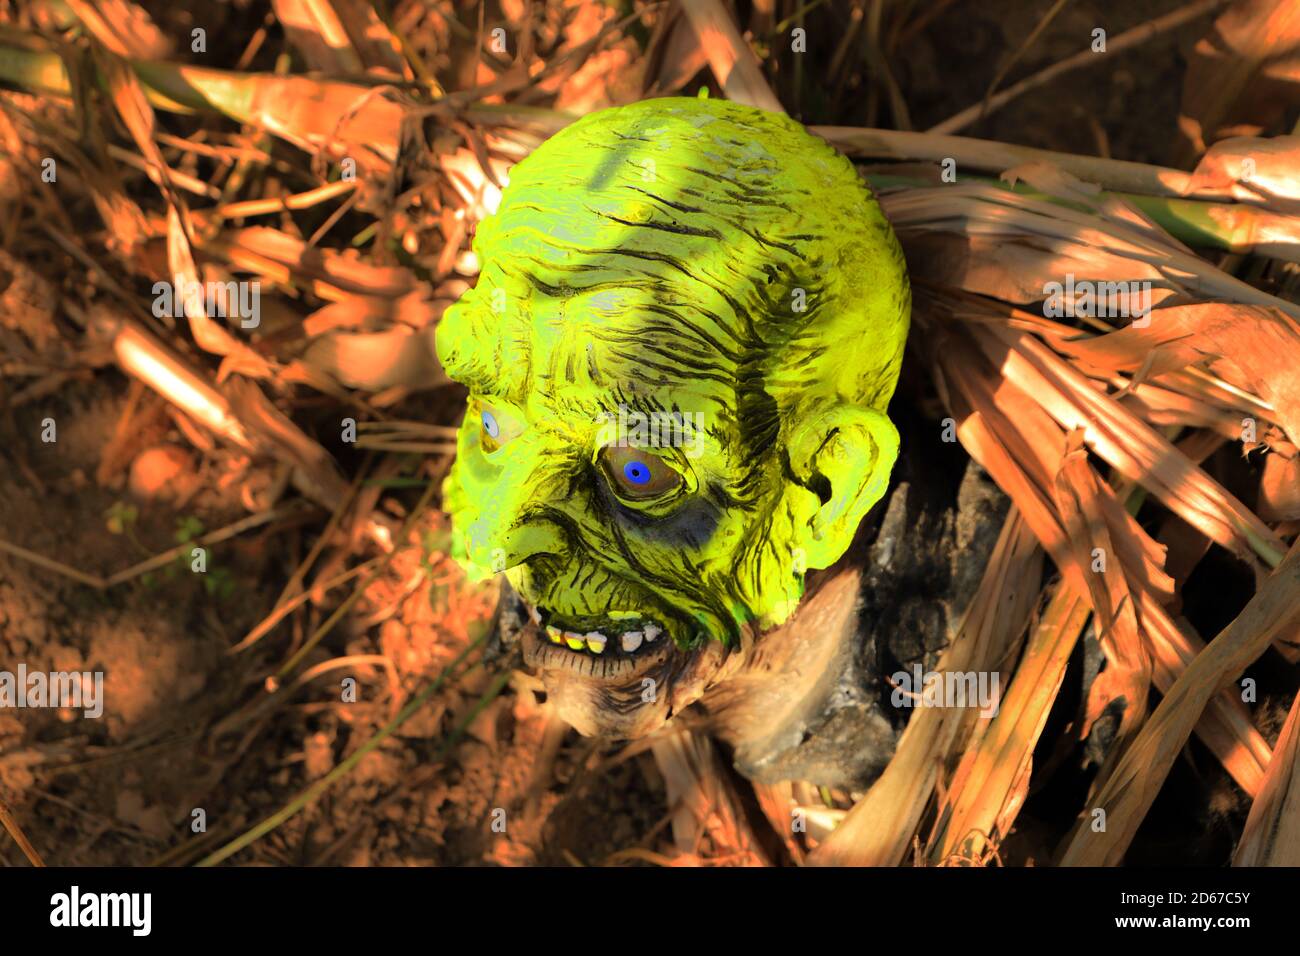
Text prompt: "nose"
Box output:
[[465, 518, 562, 573]]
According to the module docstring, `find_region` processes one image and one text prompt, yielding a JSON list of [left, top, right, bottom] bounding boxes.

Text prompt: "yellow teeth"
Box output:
[[541, 621, 633, 655]]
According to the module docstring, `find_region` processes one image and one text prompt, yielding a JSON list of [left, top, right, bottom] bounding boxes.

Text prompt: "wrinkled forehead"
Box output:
[[448, 114, 796, 396], [481, 283, 743, 423]]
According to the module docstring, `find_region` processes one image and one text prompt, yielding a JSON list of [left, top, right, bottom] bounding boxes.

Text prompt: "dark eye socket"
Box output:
[[599, 445, 683, 500]]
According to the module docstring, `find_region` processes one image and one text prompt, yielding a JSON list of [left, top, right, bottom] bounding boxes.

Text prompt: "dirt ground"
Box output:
[[0, 0, 1289, 866]]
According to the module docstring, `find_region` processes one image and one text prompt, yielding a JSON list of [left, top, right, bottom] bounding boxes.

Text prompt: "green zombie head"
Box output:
[[437, 97, 909, 738]]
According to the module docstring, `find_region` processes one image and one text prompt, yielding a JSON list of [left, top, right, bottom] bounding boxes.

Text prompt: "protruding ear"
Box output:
[[788, 405, 899, 569]]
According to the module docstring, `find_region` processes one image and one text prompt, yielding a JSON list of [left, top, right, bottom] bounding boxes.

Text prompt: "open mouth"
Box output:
[[517, 601, 679, 682]]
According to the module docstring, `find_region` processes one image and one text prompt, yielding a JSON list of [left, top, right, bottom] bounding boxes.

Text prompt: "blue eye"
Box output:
[[481, 410, 500, 439], [600, 445, 684, 501]]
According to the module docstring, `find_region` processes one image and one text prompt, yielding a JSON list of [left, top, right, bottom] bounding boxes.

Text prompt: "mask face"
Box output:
[[437, 97, 910, 738]]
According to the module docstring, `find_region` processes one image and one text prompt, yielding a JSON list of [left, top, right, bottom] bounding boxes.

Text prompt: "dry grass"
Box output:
[[0, 0, 1297, 867]]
